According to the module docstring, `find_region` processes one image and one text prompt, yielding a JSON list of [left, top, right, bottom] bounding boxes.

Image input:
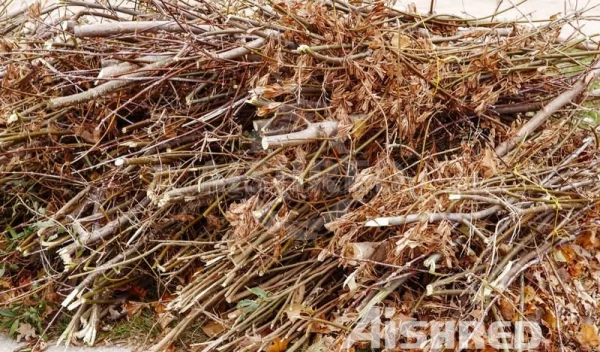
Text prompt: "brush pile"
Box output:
[[1, 0, 600, 351]]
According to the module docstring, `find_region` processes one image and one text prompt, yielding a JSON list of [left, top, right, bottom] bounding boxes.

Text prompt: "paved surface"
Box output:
[[1, 0, 598, 351], [396, 0, 600, 37], [0, 335, 130, 352]]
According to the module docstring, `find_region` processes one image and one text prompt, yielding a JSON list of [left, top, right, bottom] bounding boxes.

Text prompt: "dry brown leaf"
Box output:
[[129, 285, 148, 299], [256, 102, 283, 117], [123, 301, 149, 319], [576, 227, 600, 250], [480, 148, 497, 178], [75, 125, 98, 144], [542, 307, 557, 330], [27, 1, 42, 18], [578, 322, 600, 347], [265, 337, 290, 352], [172, 214, 196, 222], [16, 323, 37, 342], [553, 245, 577, 264], [43, 285, 61, 304], [498, 297, 515, 321], [285, 302, 314, 322], [348, 168, 377, 201], [523, 285, 536, 304], [201, 321, 226, 337], [157, 312, 176, 329], [390, 33, 411, 51]]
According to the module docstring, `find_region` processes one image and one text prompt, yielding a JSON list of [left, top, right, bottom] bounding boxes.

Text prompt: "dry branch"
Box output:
[[2, 1, 600, 351], [262, 121, 338, 149], [95, 54, 172, 83], [495, 59, 600, 157], [72, 21, 218, 37], [365, 204, 503, 227], [49, 58, 176, 109], [57, 198, 150, 266]]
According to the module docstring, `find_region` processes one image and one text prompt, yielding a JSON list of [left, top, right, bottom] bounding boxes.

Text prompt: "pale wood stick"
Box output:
[[261, 121, 338, 149], [72, 21, 218, 37]]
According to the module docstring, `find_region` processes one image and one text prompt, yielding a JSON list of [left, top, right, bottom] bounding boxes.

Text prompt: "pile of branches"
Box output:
[[1, 0, 600, 350]]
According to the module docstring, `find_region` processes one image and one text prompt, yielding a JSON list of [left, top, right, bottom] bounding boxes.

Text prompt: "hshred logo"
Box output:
[[343, 307, 543, 350]]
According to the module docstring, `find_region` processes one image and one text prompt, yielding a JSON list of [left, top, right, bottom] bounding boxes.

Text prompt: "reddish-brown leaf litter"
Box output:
[[1, 1, 600, 351]]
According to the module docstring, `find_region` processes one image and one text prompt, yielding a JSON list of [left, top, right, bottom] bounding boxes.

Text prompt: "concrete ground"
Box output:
[[0, 335, 130, 352], [399, 0, 600, 37], [1, 0, 598, 351]]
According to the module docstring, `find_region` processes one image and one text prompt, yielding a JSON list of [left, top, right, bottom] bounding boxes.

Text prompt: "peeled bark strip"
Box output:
[[261, 121, 338, 149], [72, 21, 218, 37]]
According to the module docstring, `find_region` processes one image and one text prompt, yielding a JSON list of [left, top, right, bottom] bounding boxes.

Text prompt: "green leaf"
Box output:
[[9, 319, 19, 337], [247, 287, 268, 299], [0, 309, 16, 317], [7, 226, 18, 239], [34, 221, 54, 229], [6, 180, 28, 187], [237, 299, 259, 311]]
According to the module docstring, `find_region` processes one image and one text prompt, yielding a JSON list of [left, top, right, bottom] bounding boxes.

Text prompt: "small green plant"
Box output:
[[0, 301, 48, 340], [2, 220, 56, 254], [105, 308, 161, 341], [236, 287, 270, 319], [2, 225, 35, 253]]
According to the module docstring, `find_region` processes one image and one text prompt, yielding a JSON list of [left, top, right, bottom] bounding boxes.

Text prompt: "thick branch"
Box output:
[[95, 54, 171, 83], [156, 175, 248, 207], [61, 242, 142, 309], [214, 36, 268, 60], [72, 21, 217, 37], [364, 205, 502, 227], [261, 121, 338, 149], [49, 58, 175, 109], [58, 198, 150, 264], [495, 59, 600, 158], [364, 203, 581, 227]]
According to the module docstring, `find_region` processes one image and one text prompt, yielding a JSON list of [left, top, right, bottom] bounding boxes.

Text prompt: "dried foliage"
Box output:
[[1, 0, 600, 351]]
